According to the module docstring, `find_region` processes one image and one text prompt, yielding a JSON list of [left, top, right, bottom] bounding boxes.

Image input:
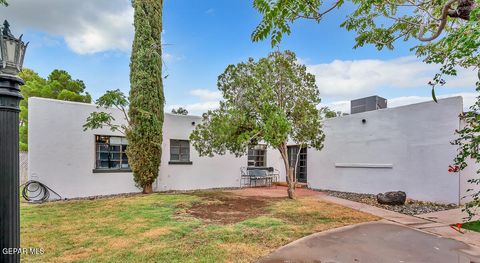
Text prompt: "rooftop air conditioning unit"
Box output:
[[350, 95, 387, 114]]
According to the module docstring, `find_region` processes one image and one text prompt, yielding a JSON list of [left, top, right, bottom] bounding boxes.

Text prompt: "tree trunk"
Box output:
[[143, 183, 153, 194], [287, 166, 296, 199], [278, 143, 296, 199]]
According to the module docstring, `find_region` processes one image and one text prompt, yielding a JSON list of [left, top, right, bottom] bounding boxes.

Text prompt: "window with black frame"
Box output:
[[169, 139, 191, 164], [95, 135, 130, 171], [247, 144, 267, 167]]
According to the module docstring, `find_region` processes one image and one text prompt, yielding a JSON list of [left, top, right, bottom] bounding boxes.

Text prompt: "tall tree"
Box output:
[[18, 68, 92, 151], [253, 0, 480, 213], [190, 51, 325, 199], [127, 0, 165, 194]]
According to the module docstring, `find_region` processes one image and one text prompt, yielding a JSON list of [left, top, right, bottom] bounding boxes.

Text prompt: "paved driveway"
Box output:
[[258, 221, 480, 263]]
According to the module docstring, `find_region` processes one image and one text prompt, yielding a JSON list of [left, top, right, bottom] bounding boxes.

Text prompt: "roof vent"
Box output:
[[350, 96, 387, 114]]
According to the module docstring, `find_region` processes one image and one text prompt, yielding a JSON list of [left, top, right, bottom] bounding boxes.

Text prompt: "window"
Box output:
[[248, 145, 267, 167], [169, 140, 191, 164], [95, 135, 130, 171]]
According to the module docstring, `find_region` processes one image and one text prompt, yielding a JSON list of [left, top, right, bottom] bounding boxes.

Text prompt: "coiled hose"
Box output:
[[21, 180, 61, 203]]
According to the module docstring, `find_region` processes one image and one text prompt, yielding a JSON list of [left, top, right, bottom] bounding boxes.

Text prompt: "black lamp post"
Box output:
[[0, 20, 28, 263]]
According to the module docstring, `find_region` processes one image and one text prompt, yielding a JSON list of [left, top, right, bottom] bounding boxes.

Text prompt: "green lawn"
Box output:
[[463, 220, 480, 232], [21, 191, 377, 263]]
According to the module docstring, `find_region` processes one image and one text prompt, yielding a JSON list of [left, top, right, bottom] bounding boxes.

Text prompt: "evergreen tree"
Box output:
[[127, 0, 164, 193]]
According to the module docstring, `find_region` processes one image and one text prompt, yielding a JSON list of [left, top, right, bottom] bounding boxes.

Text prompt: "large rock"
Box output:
[[376, 191, 406, 205]]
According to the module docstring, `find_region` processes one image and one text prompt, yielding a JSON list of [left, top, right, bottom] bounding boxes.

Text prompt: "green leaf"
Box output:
[[431, 87, 438, 103]]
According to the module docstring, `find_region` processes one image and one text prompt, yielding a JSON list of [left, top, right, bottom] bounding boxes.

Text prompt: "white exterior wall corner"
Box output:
[[28, 97, 140, 199], [308, 96, 467, 204], [27, 97, 249, 199]]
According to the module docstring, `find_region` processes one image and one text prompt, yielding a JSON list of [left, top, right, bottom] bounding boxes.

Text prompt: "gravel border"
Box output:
[[320, 190, 458, 216]]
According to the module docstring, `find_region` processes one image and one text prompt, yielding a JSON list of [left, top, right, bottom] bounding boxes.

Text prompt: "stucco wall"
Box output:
[[157, 113, 246, 191], [308, 97, 465, 204], [29, 96, 476, 204], [29, 98, 140, 199], [28, 97, 264, 199]]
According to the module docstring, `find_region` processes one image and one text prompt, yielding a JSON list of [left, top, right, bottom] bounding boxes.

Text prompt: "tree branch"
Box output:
[[418, 0, 459, 41], [117, 105, 131, 126], [294, 0, 342, 20]]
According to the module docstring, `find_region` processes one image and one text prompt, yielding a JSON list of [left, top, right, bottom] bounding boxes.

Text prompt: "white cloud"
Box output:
[[168, 56, 478, 116], [163, 53, 185, 63], [445, 70, 478, 88], [166, 89, 222, 115], [2, 0, 134, 54], [167, 101, 219, 116], [320, 100, 350, 114], [296, 57, 309, 65], [307, 56, 477, 98], [173, 90, 477, 116], [190, 89, 222, 101]]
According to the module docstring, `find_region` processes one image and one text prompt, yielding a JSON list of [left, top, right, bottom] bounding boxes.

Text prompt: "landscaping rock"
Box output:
[[377, 191, 407, 205], [321, 190, 458, 215]]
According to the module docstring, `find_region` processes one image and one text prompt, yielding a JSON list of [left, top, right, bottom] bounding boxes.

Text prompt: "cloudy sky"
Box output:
[[1, 0, 477, 115]]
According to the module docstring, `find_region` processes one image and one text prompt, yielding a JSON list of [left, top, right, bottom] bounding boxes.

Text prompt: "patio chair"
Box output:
[[240, 167, 249, 187], [267, 167, 280, 184]]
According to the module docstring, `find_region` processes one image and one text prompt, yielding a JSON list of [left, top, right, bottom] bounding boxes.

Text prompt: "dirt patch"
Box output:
[[186, 195, 280, 224], [226, 186, 324, 198]]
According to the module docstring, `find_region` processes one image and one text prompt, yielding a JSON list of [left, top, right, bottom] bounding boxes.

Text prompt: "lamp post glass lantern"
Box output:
[[0, 19, 27, 263], [0, 20, 27, 75]]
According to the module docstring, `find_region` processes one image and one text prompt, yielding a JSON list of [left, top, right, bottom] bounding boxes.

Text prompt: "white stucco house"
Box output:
[[28, 96, 478, 204]]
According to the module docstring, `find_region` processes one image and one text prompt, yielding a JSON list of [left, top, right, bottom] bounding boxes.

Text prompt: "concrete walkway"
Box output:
[[259, 221, 480, 263], [236, 187, 480, 262], [418, 208, 480, 225], [319, 195, 480, 249]]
